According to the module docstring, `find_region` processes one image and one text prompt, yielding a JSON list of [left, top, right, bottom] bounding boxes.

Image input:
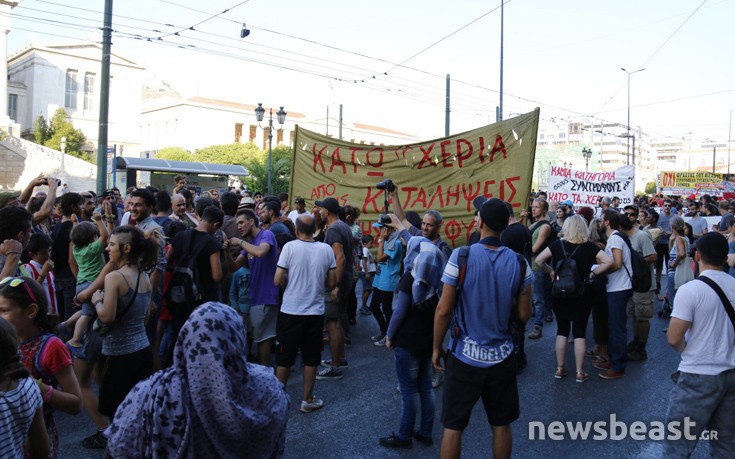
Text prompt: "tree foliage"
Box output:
[[242, 144, 294, 195], [644, 181, 657, 195], [194, 142, 262, 165], [155, 147, 194, 162], [37, 108, 90, 162]]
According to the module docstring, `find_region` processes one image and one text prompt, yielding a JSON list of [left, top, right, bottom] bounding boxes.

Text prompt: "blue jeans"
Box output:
[[54, 277, 77, 320], [394, 347, 434, 441], [607, 290, 632, 372], [159, 320, 176, 369], [667, 271, 677, 305], [532, 270, 552, 327]]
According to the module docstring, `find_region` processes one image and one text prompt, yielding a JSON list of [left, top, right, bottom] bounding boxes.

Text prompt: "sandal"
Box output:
[[585, 348, 599, 358], [554, 367, 568, 379], [576, 371, 590, 383]]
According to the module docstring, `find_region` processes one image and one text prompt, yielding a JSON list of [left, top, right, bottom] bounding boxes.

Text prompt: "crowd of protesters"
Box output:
[[1, 173, 735, 457]]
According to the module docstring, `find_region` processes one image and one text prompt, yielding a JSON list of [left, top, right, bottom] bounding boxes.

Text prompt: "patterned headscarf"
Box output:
[[106, 302, 290, 458], [404, 236, 444, 304]]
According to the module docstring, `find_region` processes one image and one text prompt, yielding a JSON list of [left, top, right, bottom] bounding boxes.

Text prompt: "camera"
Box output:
[[43, 177, 61, 186], [376, 179, 396, 192], [378, 214, 392, 225]]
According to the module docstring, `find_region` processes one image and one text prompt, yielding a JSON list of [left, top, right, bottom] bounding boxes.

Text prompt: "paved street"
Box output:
[[57, 290, 713, 458]]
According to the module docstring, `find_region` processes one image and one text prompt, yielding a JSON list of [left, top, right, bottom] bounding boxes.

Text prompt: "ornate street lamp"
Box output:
[[582, 147, 592, 172], [254, 103, 287, 194]]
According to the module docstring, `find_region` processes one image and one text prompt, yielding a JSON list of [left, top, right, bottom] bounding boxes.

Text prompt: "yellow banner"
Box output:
[[290, 108, 540, 248], [659, 171, 735, 197]]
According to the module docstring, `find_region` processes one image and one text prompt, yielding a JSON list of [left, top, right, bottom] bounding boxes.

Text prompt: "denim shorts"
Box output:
[[361, 272, 374, 291], [75, 281, 97, 317]]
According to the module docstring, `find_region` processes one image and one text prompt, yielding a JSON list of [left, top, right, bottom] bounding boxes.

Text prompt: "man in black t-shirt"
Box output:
[[51, 192, 82, 319], [167, 206, 224, 311], [315, 197, 354, 381]]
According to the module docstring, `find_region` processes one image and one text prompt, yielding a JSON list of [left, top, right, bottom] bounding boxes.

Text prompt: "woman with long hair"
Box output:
[[536, 216, 612, 382], [90, 225, 159, 430], [586, 218, 610, 363]]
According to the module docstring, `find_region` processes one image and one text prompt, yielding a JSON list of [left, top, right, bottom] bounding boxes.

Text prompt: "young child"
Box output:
[[359, 234, 376, 315], [66, 214, 109, 350], [0, 315, 50, 459], [23, 233, 57, 316], [0, 276, 82, 458]]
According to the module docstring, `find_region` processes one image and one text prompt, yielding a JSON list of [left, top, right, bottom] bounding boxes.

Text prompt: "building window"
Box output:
[[263, 128, 270, 150], [84, 72, 95, 110], [65, 70, 78, 109], [235, 123, 243, 143], [289, 131, 295, 145], [276, 129, 283, 145], [249, 125, 257, 142], [7, 94, 18, 121]]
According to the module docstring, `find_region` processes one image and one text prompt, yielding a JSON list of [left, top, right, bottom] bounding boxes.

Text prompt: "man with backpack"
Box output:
[[166, 205, 224, 335], [433, 197, 532, 459], [622, 206, 657, 361], [528, 198, 555, 339], [595, 210, 633, 379]]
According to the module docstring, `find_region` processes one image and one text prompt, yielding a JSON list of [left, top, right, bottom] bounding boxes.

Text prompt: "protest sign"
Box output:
[[289, 109, 540, 247], [546, 165, 635, 207], [659, 171, 735, 197]]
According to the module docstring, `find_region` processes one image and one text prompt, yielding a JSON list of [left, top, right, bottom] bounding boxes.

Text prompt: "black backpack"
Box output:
[[166, 230, 210, 324], [551, 242, 585, 299], [614, 232, 652, 293]]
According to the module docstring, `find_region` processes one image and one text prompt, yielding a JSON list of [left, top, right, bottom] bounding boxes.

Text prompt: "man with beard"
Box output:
[[389, 184, 452, 261]]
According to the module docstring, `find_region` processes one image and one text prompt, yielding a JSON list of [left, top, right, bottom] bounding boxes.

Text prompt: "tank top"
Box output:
[[102, 272, 152, 356]]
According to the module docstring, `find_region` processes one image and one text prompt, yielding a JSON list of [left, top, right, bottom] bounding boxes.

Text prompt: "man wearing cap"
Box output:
[[315, 197, 354, 381], [561, 199, 575, 217], [239, 196, 256, 210], [433, 197, 532, 458], [664, 232, 735, 457], [0, 190, 22, 209], [621, 205, 657, 361], [287, 197, 311, 224], [368, 218, 403, 347]]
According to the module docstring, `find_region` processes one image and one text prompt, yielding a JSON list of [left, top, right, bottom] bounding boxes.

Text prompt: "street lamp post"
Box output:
[[728, 109, 734, 176], [254, 103, 287, 194], [582, 147, 592, 172], [621, 67, 645, 165]]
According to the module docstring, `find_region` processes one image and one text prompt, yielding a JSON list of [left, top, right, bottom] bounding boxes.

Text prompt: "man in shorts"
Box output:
[[433, 197, 532, 458], [621, 205, 657, 361], [225, 208, 279, 366], [274, 214, 336, 413], [315, 197, 354, 380]]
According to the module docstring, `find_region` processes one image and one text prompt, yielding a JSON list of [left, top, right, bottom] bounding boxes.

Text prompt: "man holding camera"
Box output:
[[388, 181, 452, 262]]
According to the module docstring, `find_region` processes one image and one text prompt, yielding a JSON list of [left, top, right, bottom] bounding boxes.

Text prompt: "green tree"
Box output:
[[156, 147, 194, 162], [43, 108, 89, 162], [244, 154, 291, 195], [195, 142, 262, 165], [33, 115, 50, 144], [644, 181, 657, 195]]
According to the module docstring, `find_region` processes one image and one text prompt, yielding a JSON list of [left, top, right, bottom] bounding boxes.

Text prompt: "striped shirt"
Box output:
[[0, 377, 43, 458]]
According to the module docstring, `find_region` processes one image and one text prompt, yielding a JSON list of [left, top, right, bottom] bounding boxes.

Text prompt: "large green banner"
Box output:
[[290, 108, 539, 247]]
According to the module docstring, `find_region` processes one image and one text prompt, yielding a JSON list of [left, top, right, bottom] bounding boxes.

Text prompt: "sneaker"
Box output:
[[528, 326, 542, 340], [371, 333, 385, 342], [431, 371, 444, 388], [575, 372, 590, 383], [374, 336, 387, 347], [598, 369, 625, 380], [359, 307, 372, 315], [81, 431, 108, 449], [413, 431, 433, 446], [300, 398, 324, 413], [379, 432, 412, 449], [593, 359, 611, 371], [316, 367, 343, 381], [320, 359, 348, 369], [627, 349, 648, 361]]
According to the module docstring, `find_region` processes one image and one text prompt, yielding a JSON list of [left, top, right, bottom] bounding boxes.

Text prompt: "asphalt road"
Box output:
[[57, 289, 714, 458]]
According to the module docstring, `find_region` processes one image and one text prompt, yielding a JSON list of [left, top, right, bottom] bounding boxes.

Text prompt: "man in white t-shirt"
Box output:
[[287, 197, 311, 224], [665, 232, 735, 457], [595, 210, 633, 380], [274, 214, 336, 413]]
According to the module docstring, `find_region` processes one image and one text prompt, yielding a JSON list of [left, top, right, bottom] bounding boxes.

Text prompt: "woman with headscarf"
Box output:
[[379, 236, 442, 449], [106, 302, 290, 458]]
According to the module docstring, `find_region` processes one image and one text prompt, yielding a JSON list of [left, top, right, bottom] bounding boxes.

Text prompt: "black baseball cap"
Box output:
[[295, 197, 305, 204], [696, 232, 728, 261], [472, 196, 509, 232], [315, 197, 341, 215]]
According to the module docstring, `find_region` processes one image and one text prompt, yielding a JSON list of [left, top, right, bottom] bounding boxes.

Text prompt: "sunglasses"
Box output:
[[0, 277, 39, 304], [625, 213, 638, 217]]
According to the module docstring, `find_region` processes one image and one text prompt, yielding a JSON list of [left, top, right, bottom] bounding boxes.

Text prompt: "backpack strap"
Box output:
[[34, 334, 56, 385], [451, 246, 471, 353], [697, 276, 735, 332]]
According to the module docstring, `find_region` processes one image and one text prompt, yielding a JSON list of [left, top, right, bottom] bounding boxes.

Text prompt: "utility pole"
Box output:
[[96, 0, 113, 196], [445, 74, 450, 136], [498, 0, 504, 122], [339, 104, 343, 140]]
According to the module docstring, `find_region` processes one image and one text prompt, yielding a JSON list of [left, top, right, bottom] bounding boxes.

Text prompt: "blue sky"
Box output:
[[7, 0, 734, 142]]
